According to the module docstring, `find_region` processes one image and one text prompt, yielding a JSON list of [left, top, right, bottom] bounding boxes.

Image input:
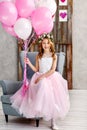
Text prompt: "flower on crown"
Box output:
[[37, 33, 54, 44]]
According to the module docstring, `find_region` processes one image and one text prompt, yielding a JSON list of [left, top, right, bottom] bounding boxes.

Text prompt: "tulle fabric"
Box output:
[[10, 71, 70, 121]]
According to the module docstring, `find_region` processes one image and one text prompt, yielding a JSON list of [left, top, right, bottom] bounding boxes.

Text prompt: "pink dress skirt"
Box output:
[[10, 71, 70, 121]]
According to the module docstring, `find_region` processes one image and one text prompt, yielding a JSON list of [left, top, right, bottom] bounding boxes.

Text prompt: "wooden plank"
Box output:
[[66, 44, 72, 89]]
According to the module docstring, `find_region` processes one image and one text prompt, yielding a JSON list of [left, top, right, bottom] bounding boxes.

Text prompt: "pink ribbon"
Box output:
[[21, 40, 29, 96]]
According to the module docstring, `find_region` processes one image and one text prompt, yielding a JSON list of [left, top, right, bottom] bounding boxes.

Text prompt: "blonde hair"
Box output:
[[38, 38, 55, 59]]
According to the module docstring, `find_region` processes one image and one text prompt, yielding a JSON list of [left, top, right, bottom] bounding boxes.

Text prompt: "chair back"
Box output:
[[20, 51, 65, 79]]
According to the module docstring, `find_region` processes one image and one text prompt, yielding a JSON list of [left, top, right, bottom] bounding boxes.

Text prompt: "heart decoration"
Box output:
[[61, 0, 66, 2], [60, 12, 67, 19]]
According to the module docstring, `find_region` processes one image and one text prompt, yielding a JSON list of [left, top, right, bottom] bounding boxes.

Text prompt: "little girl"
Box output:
[[10, 33, 70, 130]]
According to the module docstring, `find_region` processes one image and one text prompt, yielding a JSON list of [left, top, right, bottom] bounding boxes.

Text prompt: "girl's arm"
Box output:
[[24, 55, 39, 72], [35, 54, 57, 83]]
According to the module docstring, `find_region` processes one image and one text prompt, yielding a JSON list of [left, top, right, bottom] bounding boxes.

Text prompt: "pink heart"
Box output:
[[61, 0, 65, 2], [60, 12, 67, 19]]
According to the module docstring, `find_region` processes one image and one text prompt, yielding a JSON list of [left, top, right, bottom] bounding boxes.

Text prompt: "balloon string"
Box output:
[[27, 30, 36, 49], [23, 40, 28, 85]]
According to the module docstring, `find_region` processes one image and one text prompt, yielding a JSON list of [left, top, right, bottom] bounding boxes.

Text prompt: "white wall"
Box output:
[[73, 0, 87, 89], [0, 23, 18, 81]]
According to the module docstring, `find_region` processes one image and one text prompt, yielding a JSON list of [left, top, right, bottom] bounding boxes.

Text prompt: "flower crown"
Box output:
[[37, 33, 54, 44]]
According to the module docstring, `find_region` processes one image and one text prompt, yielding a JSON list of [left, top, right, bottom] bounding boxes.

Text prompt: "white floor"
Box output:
[[0, 88, 87, 130]]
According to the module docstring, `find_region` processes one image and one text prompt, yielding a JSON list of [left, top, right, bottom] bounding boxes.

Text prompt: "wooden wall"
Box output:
[[53, 0, 73, 89], [18, 0, 73, 89]]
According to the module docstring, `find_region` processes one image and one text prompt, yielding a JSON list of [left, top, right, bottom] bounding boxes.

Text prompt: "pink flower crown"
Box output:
[[37, 33, 54, 44]]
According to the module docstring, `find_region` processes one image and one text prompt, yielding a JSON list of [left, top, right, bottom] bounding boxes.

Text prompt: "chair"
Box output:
[[0, 51, 65, 127]]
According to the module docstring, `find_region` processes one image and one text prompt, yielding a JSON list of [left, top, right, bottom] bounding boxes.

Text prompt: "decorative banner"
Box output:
[[59, 10, 67, 22], [59, 0, 67, 6]]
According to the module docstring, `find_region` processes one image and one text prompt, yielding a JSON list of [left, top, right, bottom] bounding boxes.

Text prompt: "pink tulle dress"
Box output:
[[10, 56, 70, 121]]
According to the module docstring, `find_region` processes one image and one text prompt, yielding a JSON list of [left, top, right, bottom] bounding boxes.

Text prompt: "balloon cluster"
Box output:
[[0, 0, 57, 41]]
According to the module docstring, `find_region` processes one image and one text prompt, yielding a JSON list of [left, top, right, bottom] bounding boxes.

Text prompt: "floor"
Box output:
[[0, 87, 87, 130]]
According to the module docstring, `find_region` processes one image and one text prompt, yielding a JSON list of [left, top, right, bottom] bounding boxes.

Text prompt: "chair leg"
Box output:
[[36, 119, 39, 127], [5, 114, 8, 122]]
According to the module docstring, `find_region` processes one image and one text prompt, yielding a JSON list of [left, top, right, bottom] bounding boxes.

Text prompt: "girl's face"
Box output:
[[42, 39, 51, 51]]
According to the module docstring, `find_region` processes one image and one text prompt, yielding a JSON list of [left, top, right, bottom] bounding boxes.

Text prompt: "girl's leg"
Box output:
[[51, 118, 59, 130]]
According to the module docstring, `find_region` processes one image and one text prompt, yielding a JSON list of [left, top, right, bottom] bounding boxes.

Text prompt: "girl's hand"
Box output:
[[35, 76, 44, 84], [24, 57, 30, 65], [35, 77, 41, 84]]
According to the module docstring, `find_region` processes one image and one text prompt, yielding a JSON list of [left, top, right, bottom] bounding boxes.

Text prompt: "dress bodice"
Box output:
[[39, 57, 53, 73]]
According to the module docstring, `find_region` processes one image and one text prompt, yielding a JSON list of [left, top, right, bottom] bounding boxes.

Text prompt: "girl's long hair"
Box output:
[[38, 38, 55, 59]]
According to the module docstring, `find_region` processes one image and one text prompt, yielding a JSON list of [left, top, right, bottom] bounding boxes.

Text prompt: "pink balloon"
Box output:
[[2, 23, 17, 37], [31, 7, 53, 36], [36, 0, 57, 16], [15, 0, 35, 17], [0, 2, 18, 26], [0, 0, 15, 2]]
